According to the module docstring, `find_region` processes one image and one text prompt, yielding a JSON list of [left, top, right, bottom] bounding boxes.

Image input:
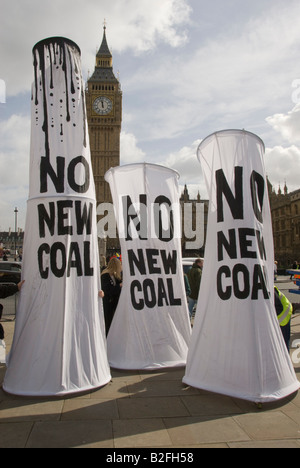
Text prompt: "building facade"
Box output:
[[268, 180, 300, 268], [0, 229, 24, 259]]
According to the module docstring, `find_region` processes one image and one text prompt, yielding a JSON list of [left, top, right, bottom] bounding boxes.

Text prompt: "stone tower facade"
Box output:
[[86, 25, 122, 206]]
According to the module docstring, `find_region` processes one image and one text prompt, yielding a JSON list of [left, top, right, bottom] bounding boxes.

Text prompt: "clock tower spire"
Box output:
[[95, 21, 113, 69], [86, 24, 122, 209]]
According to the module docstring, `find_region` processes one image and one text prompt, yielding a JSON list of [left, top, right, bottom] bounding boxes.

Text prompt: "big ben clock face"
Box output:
[[93, 96, 113, 115]]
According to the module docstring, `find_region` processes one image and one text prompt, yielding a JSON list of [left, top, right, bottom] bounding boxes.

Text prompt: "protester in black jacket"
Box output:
[[0, 283, 19, 299], [101, 259, 122, 336]]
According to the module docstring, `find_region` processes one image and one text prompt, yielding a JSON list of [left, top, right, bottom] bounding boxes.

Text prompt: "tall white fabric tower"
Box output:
[[105, 163, 191, 369], [183, 130, 299, 403], [3, 37, 111, 396]]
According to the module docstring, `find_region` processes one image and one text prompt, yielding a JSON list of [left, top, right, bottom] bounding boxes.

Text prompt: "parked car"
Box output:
[[182, 259, 193, 275], [0, 261, 22, 272]]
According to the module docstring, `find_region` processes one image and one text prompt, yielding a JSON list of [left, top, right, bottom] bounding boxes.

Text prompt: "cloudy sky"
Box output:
[[1, 0, 300, 230]]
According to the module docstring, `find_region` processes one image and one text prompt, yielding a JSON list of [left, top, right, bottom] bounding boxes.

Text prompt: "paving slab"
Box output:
[[117, 396, 189, 420], [181, 394, 244, 416], [113, 418, 173, 448], [163, 416, 251, 446], [0, 422, 33, 448], [62, 399, 119, 421], [0, 399, 64, 422], [233, 411, 300, 441], [26, 420, 114, 449]]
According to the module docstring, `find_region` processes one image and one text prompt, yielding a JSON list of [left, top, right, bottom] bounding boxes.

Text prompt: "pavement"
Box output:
[[1, 277, 300, 449]]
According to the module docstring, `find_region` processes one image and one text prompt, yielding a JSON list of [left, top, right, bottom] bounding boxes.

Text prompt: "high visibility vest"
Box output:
[[275, 286, 293, 327]]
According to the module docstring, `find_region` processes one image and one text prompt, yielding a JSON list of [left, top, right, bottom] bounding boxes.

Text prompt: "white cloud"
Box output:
[[164, 139, 208, 198], [265, 145, 300, 193], [266, 104, 300, 145], [120, 131, 146, 165], [165, 139, 201, 180], [265, 103, 300, 192], [110, 0, 191, 52]]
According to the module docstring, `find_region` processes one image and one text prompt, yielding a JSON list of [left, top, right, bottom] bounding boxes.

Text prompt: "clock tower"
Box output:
[[86, 25, 122, 206]]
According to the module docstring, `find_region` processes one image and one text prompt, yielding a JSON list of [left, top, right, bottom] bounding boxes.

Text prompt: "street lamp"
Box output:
[[14, 207, 18, 260]]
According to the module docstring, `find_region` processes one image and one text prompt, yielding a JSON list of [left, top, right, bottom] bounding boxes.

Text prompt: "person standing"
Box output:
[[187, 259, 203, 319], [101, 258, 122, 336], [274, 261, 278, 282], [274, 286, 293, 351]]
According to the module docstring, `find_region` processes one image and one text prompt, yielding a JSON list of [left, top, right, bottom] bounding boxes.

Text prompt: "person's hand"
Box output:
[[98, 290, 104, 298]]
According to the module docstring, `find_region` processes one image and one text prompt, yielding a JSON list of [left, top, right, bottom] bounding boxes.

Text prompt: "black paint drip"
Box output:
[[32, 37, 87, 159]]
